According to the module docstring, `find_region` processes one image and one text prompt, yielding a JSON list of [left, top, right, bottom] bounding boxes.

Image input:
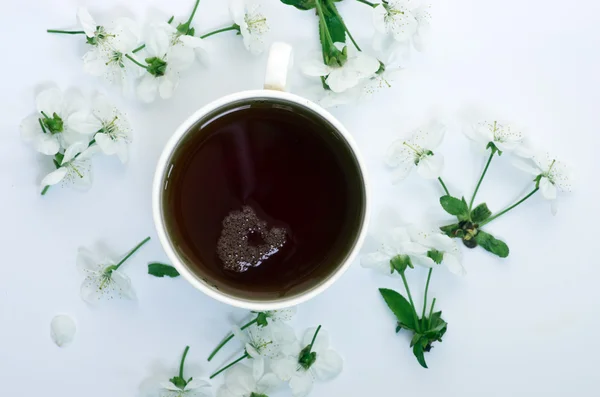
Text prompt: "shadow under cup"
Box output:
[[158, 96, 367, 304]]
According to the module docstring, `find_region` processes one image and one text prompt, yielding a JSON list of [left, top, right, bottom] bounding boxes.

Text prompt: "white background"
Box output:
[[1, 0, 599, 396]]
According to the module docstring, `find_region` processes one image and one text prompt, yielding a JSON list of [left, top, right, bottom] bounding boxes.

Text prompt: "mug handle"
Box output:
[[264, 42, 294, 92]]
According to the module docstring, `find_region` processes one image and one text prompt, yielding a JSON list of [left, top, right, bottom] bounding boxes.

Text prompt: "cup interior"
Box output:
[[153, 91, 369, 310]]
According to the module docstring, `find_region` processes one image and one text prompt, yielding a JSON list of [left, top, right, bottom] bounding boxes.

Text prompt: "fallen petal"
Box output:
[[50, 314, 76, 347]]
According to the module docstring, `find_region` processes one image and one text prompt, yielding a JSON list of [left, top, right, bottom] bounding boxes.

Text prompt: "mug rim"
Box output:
[[152, 89, 370, 311]]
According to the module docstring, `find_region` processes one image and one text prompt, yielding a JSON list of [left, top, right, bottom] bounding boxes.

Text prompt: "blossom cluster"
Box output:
[[20, 87, 131, 194], [48, 1, 269, 103]]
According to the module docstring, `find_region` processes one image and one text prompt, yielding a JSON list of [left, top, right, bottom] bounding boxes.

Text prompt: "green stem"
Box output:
[[114, 237, 151, 270], [308, 325, 322, 351], [168, 15, 175, 24], [427, 297, 436, 328], [438, 177, 450, 196], [399, 272, 421, 333], [178, 346, 190, 379], [132, 44, 145, 53], [186, 0, 201, 27], [356, 0, 378, 7], [469, 150, 495, 211], [328, 2, 361, 51], [480, 187, 539, 226], [125, 54, 148, 69], [421, 269, 433, 320], [47, 29, 86, 34], [209, 353, 249, 379], [207, 318, 258, 361], [41, 186, 50, 196], [200, 24, 240, 39]]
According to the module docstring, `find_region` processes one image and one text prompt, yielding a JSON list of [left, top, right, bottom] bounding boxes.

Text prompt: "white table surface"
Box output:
[[2, 0, 599, 396]]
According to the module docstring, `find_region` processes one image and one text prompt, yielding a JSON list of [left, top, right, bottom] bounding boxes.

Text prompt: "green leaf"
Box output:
[[425, 311, 448, 336], [474, 230, 509, 258], [280, 0, 316, 10], [471, 203, 492, 223], [148, 263, 180, 278], [412, 343, 428, 369], [439, 223, 463, 238], [256, 312, 269, 327], [379, 288, 417, 331], [323, 2, 345, 44], [427, 249, 444, 265], [440, 195, 469, 220], [390, 254, 412, 274]]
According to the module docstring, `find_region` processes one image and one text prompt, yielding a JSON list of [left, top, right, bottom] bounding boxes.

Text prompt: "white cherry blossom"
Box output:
[[271, 327, 343, 397], [372, 0, 432, 53], [302, 44, 380, 93], [77, 8, 142, 88], [464, 119, 525, 154], [408, 226, 465, 275], [230, 0, 269, 54], [385, 119, 446, 182], [512, 152, 574, 215], [70, 94, 131, 163], [20, 88, 91, 155], [76, 237, 149, 303], [40, 142, 96, 191], [136, 23, 196, 102]]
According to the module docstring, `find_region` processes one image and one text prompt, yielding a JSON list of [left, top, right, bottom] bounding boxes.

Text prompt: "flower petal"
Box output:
[[257, 373, 280, 392], [36, 87, 62, 115], [146, 24, 170, 57], [372, 4, 387, 33], [111, 270, 136, 300], [312, 349, 343, 380], [20, 114, 42, 142], [185, 379, 210, 390], [229, 0, 246, 25], [290, 373, 313, 397], [41, 167, 68, 187], [349, 52, 380, 79], [444, 253, 466, 276], [168, 45, 195, 72], [95, 133, 118, 155], [61, 89, 86, 116], [34, 134, 61, 155], [158, 73, 179, 99], [160, 382, 181, 391], [326, 69, 358, 93], [301, 58, 332, 77], [68, 111, 101, 136], [82, 50, 107, 76], [77, 7, 97, 37], [361, 251, 392, 274], [225, 364, 255, 395], [137, 74, 159, 103], [416, 154, 444, 179], [270, 356, 297, 381], [216, 386, 236, 397], [539, 177, 557, 200], [50, 314, 77, 347]]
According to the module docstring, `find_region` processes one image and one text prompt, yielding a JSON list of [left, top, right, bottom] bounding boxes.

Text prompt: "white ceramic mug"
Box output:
[[152, 42, 370, 311]]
